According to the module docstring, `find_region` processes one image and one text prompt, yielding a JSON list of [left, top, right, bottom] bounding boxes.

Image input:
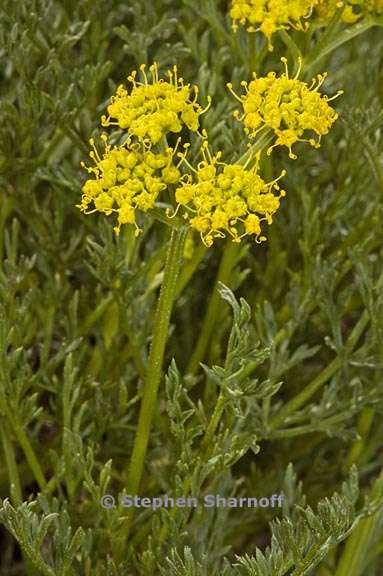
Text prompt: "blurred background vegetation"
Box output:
[[0, 0, 383, 574]]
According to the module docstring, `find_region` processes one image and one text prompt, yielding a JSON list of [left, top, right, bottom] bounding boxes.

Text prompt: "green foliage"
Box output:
[[1, 0, 383, 574]]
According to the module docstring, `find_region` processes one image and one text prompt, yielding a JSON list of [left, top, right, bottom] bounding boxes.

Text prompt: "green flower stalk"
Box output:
[[124, 224, 187, 538]]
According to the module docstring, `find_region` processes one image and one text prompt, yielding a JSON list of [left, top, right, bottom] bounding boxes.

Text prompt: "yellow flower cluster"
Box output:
[[79, 63, 212, 235], [79, 136, 183, 235], [228, 58, 342, 159], [316, 0, 383, 22], [79, 62, 339, 245], [315, 0, 349, 20], [230, 0, 382, 47], [368, 0, 383, 11], [174, 143, 286, 246], [230, 0, 318, 49], [101, 63, 210, 145]]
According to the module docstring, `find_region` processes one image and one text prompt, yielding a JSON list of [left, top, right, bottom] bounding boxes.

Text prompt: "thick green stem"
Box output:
[[124, 226, 187, 537], [187, 241, 240, 375]]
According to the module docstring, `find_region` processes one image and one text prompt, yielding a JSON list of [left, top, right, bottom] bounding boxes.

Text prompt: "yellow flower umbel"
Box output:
[[101, 63, 211, 145], [228, 58, 342, 159], [174, 142, 286, 247], [316, 0, 383, 22], [78, 135, 184, 235], [230, 0, 319, 50], [315, 0, 345, 20], [79, 63, 211, 235]]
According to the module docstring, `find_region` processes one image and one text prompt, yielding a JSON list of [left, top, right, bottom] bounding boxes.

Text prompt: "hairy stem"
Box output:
[[123, 225, 187, 538]]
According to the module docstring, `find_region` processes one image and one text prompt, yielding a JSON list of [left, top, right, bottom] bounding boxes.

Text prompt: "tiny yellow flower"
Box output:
[[228, 58, 343, 159]]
